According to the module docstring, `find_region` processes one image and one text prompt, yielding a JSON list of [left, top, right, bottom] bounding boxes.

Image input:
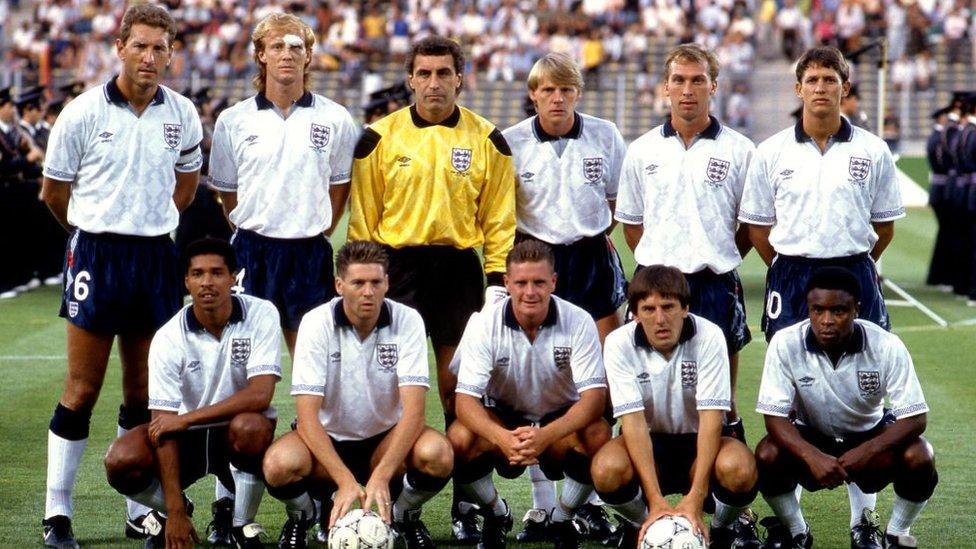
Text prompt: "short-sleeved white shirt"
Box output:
[[614, 117, 755, 274], [209, 92, 359, 239], [43, 78, 203, 236], [291, 298, 429, 441], [455, 296, 607, 422], [148, 295, 282, 423], [756, 319, 928, 436], [738, 119, 904, 258], [604, 314, 731, 434], [503, 113, 626, 244]]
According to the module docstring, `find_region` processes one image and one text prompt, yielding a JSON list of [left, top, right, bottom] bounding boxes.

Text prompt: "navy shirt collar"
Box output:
[[533, 112, 582, 142], [633, 316, 697, 350], [794, 116, 853, 143], [333, 299, 392, 330], [410, 104, 461, 128], [663, 115, 721, 140], [804, 323, 865, 354], [185, 295, 245, 332], [255, 91, 314, 110], [106, 75, 165, 106], [503, 298, 559, 330]]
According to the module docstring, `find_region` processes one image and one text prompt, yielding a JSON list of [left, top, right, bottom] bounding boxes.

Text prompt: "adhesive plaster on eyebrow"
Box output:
[[283, 34, 304, 48]]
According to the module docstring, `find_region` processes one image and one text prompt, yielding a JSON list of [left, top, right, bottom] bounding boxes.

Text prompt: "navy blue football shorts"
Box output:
[[232, 229, 336, 331], [60, 230, 181, 335], [516, 231, 627, 320], [633, 265, 751, 353], [762, 253, 890, 341]]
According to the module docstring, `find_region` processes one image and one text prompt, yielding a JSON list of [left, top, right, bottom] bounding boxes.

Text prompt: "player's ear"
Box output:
[[115, 38, 125, 58], [795, 81, 803, 99], [334, 275, 343, 296], [842, 80, 852, 97]]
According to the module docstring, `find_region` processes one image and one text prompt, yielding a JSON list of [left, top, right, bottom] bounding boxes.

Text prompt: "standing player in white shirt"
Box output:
[[262, 241, 453, 549], [591, 266, 761, 549], [615, 43, 756, 440], [39, 5, 203, 547], [449, 240, 611, 549], [103, 238, 281, 549], [209, 13, 359, 357], [502, 51, 626, 542], [739, 46, 903, 341], [754, 268, 937, 549]]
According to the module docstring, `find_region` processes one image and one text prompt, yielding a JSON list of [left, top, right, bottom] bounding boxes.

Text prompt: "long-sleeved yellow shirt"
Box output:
[[348, 105, 516, 275]]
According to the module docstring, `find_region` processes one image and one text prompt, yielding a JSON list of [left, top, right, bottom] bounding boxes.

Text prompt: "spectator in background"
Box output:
[[582, 28, 606, 89], [891, 53, 915, 92], [943, 0, 969, 65], [836, 0, 866, 55], [726, 81, 753, 134], [776, 0, 806, 62]]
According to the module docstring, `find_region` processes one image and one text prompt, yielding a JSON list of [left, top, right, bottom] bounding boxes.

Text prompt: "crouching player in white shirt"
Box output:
[[103, 238, 281, 549], [591, 265, 761, 549], [449, 240, 611, 549], [755, 267, 937, 549], [262, 241, 453, 549]]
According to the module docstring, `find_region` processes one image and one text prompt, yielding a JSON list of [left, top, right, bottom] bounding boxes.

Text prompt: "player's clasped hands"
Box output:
[[808, 451, 848, 488]]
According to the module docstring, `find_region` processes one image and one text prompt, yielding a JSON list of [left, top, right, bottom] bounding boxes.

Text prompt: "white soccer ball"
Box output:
[[327, 509, 395, 549], [640, 515, 705, 549]]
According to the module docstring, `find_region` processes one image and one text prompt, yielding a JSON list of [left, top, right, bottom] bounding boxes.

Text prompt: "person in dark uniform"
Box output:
[[925, 105, 954, 289], [950, 93, 976, 297]]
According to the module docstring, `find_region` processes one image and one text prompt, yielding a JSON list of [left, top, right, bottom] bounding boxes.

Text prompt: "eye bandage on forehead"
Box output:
[[282, 34, 305, 48]]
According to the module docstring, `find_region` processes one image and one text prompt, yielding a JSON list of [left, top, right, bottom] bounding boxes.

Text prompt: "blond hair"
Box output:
[[527, 52, 584, 91], [663, 43, 720, 83]]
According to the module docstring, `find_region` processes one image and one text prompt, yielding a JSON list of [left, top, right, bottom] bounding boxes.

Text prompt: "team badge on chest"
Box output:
[[849, 157, 871, 181], [680, 360, 698, 388], [706, 157, 730, 183], [310, 124, 331, 149], [452, 148, 472, 172], [553, 346, 572, 370], [231, 338, 251, 367], [163, 124, 182, 150], [377, 343, 398, 372], [856, 370, 881, 395], [583, 157, 604, 183]]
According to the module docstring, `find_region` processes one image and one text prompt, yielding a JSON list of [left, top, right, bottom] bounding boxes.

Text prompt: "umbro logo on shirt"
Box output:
[[330, 351, 341, 362], [637, 372, 651, 384], [644, 164, 658, 175], [97, 131, 113, 142], [798, 375, 815, 386], [496, 357, 510, 367], [244, 135, 259, 145], [520, 171, 535, 182], [780, 169, 794, 179], [397, 156, 411, 167]]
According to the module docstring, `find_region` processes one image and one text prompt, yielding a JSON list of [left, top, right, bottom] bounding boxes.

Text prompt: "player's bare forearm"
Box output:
[[620, 412, 666, 508], [747, 224, 775, 266], [173, 170, 199, 212], [606, 199, 618, 234], [871, 221, 895, 261], [327, 182, 350, 236], [539, 388, 605, 448], [735, 223, 753, 258], [764, 415, 830, 465], [152, 419, 187, 515], [843, 414, 926, 470], [41, 177, 72, 231], [456, 393, 511, 448], [370, 386, 426, 480], [622, 223, 643, 252], [688, 410, 722, 502], [295, 395, 358, 488], [178, 375, 276, 429], [218, 191, 238, 224]]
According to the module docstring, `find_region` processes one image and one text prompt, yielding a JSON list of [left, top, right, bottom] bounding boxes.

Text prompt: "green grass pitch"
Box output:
[[2, 159, 975, 547]]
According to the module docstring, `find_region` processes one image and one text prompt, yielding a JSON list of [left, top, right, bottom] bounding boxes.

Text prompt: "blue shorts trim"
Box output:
[[60, 230, 182, 334], [517, 232, 627, 319], [232, 229, 336, 331], [762, 253, 890, 341]]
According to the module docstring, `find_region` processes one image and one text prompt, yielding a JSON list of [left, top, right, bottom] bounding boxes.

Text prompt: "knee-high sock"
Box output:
[[129, 478, 167, 511], [459, 473, 507, 516], [230, 465, 264, 527], [847, 482, 877, 528], [886, 496, 928, 536], [528, 464, 557, 511], [551, 478, 593, 522], [766, 492, 807, 536], [393, 470, 450, 521], [46, 431, 87, 519]]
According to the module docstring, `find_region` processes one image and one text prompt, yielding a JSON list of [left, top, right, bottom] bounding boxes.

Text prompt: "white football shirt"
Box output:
[[43, 78, 203, 236], [209, 92, 359, 239], [604, 314, 731, 434], [148, 295, 282, 423], [455, 296, 607, 422], [615, 117, 754, 273], [738, 119, 904, 258], [756, 319, 928, 436], [503, 113, 626, 244], [291, 298, 430, 441]]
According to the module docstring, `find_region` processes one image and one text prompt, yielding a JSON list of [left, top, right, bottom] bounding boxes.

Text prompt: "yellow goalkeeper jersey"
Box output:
[[348, 104, 516, 275]]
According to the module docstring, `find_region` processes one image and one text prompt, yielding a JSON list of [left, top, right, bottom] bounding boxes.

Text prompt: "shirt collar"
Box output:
[[662, 115, 722, 140], [410, 104, 461, 128], [255, 90, 314, 110], [333, 299, 393, 330], [794, 115, 853, 143], [105, 75, 165, 106], [533, 112, 582, 142], [803, 322, 865, 354], [184, 295, 245, 332], [0, 119, 11, 133], [633, 316, 697, 350], [503, 298, 559, 330]]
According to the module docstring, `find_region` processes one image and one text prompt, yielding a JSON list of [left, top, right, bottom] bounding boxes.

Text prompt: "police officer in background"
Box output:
[[951, 93, 976, 299], [925, 105, 954, 290]]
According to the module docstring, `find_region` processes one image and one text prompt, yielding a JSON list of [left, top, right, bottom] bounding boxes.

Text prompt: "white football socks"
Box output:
[[45, 431, 87, 519], [230, 465, 264, 527]]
